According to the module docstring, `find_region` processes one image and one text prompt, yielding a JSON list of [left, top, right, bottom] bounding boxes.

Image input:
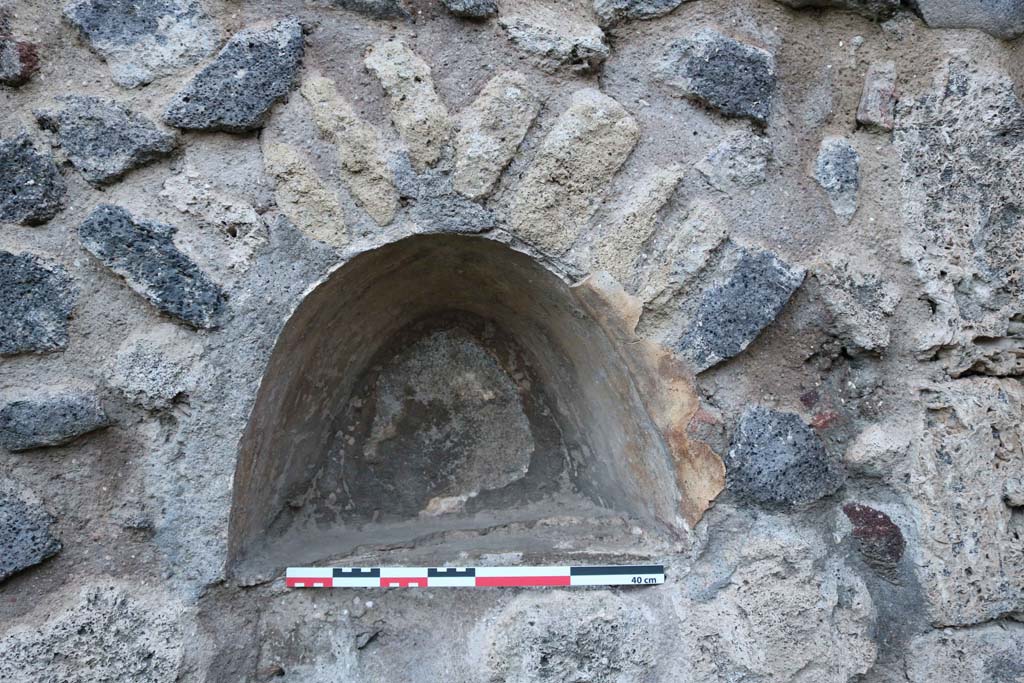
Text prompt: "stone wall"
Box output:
[[1, 0, 1023, 681]]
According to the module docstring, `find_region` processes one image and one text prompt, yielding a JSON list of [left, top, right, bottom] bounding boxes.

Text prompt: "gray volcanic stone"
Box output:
[[678, 248, 805, 372], [911, 0, 1024, 40], [856, 61, 896, 132], [696, 130, 771, 192], [0, 391, 111, 452], [0, 37, 39, 86], [63, 0, 220, 88], [78, 205, 226, 329], [661, 28, 776, 125], [774, 0, 901, 20], [394, 160, 496, 234], [0, 135, 66, 225], [0, 252, 75, 356], [441, 0, 497, 19], [727, 406, 844, 506], [814, 136, 859, 222], [593, 0, 687, 27], [36, 96, 178, 186], [329, 0, 409, 18], [163, 19, 304, 133], [0, 480, 61, 582]]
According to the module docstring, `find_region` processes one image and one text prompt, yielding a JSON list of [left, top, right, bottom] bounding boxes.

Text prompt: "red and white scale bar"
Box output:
[[286, 565, 665, 588]]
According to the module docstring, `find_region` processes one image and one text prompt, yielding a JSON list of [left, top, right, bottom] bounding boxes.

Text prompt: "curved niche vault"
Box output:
[[228, 235, 724, 577]]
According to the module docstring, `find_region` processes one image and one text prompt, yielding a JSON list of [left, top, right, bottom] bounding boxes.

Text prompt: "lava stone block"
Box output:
[[0, 251, 75, 356], [163, 19, 304, 133], [0, 481, 61, 582], [441, 0, 497, 19], [0, 392, 111, 452], [331, 0, 410, 18], [78, 205, 227, 329], [36, 96, 178, 186], [0, 36, 39, 86], [727, 406, 844, 505], [0, 135, 66, 225], [661, 28, 776, 124]]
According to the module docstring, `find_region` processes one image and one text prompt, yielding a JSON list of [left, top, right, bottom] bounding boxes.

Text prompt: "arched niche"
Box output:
[[227, 235, 723, 578]]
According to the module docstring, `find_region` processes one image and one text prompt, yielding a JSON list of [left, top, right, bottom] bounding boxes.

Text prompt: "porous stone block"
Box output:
[[0, 135, 65, 226], [262, 141, 348, 249], [0, 251, 75, 356], [660, 28, 776, 124], [63, 0, 220, 88], [0, 391, 111, 451], [906, 623, 1024, 682], [856, 61, 896, 132], [393, 160, 496, 234], [78, 205, 226, 329], [678, 247, 805, 372], [912, 0, 1024, 40], [593, 0, 687, 27], [36, 96, 178, 186], [499, 8, 609, 73], [329, 0, 409, 18], [453, 71, 540, 200], [842, 503, 905, 580], [814, 136, 859, 222], [441, 0, 497, 19], [774, 0, 901, 20], [696, 130, 771, 192], [163, 19, 304, 133], [0, 36, 39, 86], [0, 479, 61, 582], [364, 39, 450, 171], [509, 88, 639, 254], [727, 406, 844, 505], [106, 325, 199, 410]]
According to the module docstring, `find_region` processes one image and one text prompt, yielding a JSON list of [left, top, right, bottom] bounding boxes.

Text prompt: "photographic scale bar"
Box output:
[[286, 565, 665, 588]]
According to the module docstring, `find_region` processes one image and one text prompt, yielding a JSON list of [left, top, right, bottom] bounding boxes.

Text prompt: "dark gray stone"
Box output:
[[0, 135, 66, 225], [593, 0, 687, 27], [911, 0, 1024, 40], [678, 248, 804, 372], [0, 392, 111, 452], [660, 28, 776, 125], [330, 0, 410, 18], [727, 406, 844, 506], [394, 159, 496, 234], [0, 251, 75, 356], [814, 137, 859, 222], [36, 96, 178, 186], [163, 19, 304, 133], [0, 37, 39, 86], [63, 0, 220, 88], [441, 0, 497, 19], [78, 205, 227, 329], [0, 480, 61, 582], [774, 0, 901, 20]]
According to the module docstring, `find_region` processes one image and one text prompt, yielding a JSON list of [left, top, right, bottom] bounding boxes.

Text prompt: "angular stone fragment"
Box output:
[[499, 9, 608, 73], [727, 406, 844, 506], [814, 136, 859, 222], [0, 251, 75, 356], [0, 36, 39, 86], [63, 0, 220, 88], [78, 205, 226, 329], [857, 61, 896, 132], [364, 39, 450, 172], [263, 142, 348, 248], [773, 0, 900, 20], [509, 88, 639, 254], [912, 0, 1024, 40], [0, 583, 183, 681], [0, 135, 65, 225], [0, 391, 110, 451], [678, 247, 804, 372], [393, 160, 495, 234], [299, 75, 398, 225], [660, 29, 776, 125], [0, 479, 61, 582], [593, 0, 688, 27], [903, 378, 1024, 626], [696, 130, 771, 192], [842, 503, 905, 580], [906, 623, 1024, 682], [35, 96, 178, 186], [817, 258, 900, 353], [328, 0, 409, 18], [107, 324, 200, 410], [441, 0, 497, 19], [163, 19, 304, 133], [843, 420, 911, 477], [453, 71, 540, 199]]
